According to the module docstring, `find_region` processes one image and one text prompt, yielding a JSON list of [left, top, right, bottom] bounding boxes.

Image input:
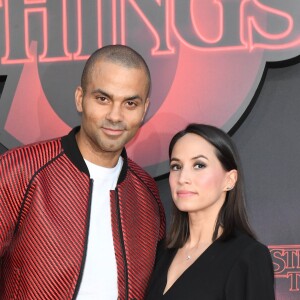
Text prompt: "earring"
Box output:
[[227, 186, 233, 191]]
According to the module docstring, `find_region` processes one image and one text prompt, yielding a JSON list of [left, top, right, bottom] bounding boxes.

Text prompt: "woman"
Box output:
[[146, 124, 275, 299]]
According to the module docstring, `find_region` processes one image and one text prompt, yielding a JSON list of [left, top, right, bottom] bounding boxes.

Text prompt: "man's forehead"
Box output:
[[93, 58, 146, 74], [86, 58, 150, 96]]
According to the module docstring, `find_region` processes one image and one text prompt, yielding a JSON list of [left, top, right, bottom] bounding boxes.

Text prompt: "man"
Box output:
[[0, 45, 165, 299]]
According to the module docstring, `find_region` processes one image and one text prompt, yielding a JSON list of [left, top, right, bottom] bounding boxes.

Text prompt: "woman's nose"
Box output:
[[178, 168, 191, 184]]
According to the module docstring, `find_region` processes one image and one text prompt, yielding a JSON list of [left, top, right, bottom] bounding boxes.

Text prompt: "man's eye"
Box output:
[[96, 96, 107, 102], [126, 101, 137, 108], [170, 164, 181, 171]]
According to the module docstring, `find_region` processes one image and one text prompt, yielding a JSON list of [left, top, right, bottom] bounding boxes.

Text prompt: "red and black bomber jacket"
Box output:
[[0, 127, 166, 300]]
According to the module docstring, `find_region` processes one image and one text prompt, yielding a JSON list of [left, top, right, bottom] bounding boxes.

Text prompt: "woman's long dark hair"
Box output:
[[166, 123, 256, 249]]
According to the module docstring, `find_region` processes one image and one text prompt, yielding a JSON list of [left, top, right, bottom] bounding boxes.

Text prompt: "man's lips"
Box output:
[[102, 127, 125, 136]]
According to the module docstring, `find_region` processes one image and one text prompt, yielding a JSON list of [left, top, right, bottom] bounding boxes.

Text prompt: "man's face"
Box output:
[[75, 60, 149, 164]]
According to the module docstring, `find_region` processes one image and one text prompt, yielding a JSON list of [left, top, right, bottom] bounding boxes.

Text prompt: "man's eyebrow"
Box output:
[[126, 95, 142, 101], [92, 88, 143, 102], [92, 88, 111, 98]]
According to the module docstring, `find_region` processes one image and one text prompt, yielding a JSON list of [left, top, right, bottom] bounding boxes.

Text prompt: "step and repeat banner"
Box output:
[[1, 1, 300, 298]]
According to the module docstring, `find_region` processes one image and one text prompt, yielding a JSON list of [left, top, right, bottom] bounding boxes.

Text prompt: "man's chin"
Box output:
[[100, 142, 124, 154]]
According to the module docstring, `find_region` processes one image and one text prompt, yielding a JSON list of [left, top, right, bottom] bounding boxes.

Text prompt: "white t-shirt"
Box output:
[[77, 157, 123, 299]]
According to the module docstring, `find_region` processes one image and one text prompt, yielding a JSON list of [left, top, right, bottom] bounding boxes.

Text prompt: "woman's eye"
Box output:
[[170, 164, 181, 171], [194, 163, 205, 169]]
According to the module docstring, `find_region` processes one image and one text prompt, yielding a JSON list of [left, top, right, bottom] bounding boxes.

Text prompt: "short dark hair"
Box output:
[[81, 44, 151, 97], [167, 123, 256, 248]]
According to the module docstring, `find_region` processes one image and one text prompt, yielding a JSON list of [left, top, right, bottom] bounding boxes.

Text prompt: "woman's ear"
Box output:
[[225, 169, 238, 191]]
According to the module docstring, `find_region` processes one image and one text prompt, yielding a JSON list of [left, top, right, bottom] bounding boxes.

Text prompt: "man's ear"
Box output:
[[75, 86, 83, 113], [142, 97, 150, 122]]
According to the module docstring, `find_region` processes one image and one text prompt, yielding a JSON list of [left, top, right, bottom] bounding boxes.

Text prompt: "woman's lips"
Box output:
[[177, 190, 197, 198]]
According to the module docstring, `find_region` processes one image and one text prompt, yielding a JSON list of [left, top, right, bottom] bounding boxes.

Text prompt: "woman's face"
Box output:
[[169, 133, 236, 216]]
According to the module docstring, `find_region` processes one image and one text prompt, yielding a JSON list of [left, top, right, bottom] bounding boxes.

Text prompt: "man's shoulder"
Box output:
[[127, 157, 155, 181], [0, 136, 63, 163], [126, 158, 160, 196]]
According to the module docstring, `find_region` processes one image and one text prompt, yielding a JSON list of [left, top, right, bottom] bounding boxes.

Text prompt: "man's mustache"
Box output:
[[102, 121, 127, 131]]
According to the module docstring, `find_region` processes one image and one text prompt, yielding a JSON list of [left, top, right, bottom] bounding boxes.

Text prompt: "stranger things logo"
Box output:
[[269, 245, 300, 299], [0, 0, 300, 176]]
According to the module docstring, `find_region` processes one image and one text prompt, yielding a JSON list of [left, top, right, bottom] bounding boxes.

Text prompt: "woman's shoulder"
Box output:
[[223, 233, 275, 299], [224, 230, 271, 262]]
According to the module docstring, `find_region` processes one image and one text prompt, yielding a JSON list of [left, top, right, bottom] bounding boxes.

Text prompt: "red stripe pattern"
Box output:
[[0, 139, 90, 299], [111, 159, 165, 299], [0, 139, 165, 299]]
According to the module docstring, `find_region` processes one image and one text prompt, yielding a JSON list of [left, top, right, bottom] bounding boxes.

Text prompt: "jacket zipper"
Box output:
[[72, 178, 94, 299], [115, 188, 129, 300]]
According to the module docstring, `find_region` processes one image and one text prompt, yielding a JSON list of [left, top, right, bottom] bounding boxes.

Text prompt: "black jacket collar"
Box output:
[[61, 126, 128, 184]]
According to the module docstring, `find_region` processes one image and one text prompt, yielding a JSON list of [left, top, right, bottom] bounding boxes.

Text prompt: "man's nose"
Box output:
[[106, 103, 123, 122]]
